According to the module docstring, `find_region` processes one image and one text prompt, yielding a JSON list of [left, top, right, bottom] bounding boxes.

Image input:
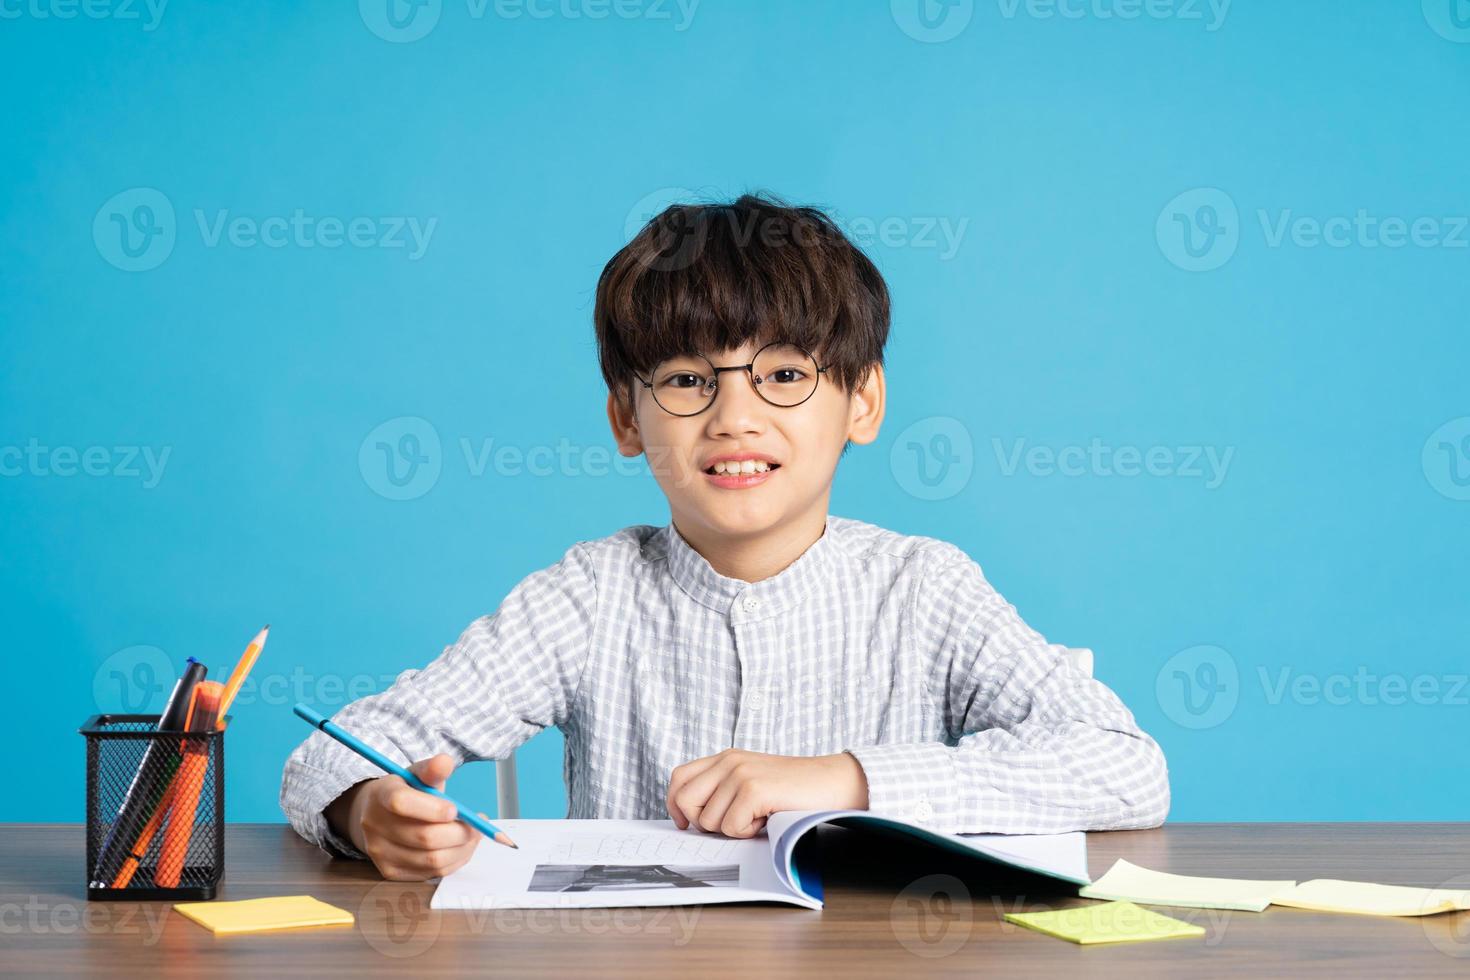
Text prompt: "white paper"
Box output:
[[430, 819, 817, 911]]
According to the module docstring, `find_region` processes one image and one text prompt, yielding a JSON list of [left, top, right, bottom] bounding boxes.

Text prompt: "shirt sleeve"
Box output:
[[279, 542, 599, 858], [847, 551, 1171, 835]]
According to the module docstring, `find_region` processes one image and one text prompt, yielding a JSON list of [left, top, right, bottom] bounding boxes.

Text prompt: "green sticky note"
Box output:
[[1004, 900, 1206, 945]]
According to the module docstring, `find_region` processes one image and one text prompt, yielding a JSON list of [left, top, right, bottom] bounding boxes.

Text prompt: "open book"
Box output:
[[431, 811, 1091, 910]]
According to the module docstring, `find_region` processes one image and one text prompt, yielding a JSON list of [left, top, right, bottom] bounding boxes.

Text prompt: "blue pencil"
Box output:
[[293, 703, 518, 850]]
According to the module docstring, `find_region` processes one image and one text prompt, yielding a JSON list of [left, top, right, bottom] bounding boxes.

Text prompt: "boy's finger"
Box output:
[[666, 778, 696, 827], [670, 752, 732, 822], [668, 773, 708, 828], [719, 788, 763, 839], [377, 813, 475, 851], [371, 836, 476, 879], [671, 773, 725, 831], [408, 754, 456, 791], [666, 754, 723, 806], [382, 780, 458, 823], [695, 777, 740, 834], [670, 756, 738, 827]]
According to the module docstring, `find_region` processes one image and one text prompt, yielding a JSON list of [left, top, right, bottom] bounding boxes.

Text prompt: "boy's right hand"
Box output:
[[328, 754, 484, 881]]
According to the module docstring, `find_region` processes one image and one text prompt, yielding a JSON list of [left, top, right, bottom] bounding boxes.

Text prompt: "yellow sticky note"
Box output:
[[1004, 900, 1205, 945], [1271, 879, 1470, 917], [173, 895, 356, 935], [1079, 858, 1296, 912]]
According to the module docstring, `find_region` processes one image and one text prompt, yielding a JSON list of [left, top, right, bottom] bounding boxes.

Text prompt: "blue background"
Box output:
[[2, 0, 1467, 824]]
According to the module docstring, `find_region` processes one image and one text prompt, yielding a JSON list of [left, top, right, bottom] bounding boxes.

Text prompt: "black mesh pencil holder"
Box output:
[[81, 714, 226, 901]]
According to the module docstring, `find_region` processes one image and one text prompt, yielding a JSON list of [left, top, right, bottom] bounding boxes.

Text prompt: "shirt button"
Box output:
[[742, 595, 760, 612], [746, 691, 767, 711], [913, 799, 934, 822]]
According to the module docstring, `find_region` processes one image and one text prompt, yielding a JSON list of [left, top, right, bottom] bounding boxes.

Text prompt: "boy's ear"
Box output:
[[844, 363, 886, 447], [607, 387, 645, 457]]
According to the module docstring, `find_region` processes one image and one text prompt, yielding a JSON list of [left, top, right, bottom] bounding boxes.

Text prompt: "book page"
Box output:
[[431, 819, 818, 910], [769, 809, 1091, 889]]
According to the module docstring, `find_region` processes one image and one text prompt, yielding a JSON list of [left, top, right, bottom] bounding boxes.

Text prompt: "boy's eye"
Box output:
[[766, 367, 807, 385], [660, 372, 707, 389]]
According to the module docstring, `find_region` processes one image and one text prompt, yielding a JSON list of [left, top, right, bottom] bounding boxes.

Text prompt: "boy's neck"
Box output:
[[671, 509, 829, 583]]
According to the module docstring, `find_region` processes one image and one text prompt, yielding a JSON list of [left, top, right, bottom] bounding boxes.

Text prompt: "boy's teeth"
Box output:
[[711, 459, 772, 475]]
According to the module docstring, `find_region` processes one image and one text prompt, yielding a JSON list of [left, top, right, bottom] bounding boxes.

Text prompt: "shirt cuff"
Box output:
[[846, 742, 959, 832], [280, 758, 381, 860]]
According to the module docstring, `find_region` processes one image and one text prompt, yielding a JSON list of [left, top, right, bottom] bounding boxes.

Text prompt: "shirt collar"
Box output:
[[655, 516, 837, 619]]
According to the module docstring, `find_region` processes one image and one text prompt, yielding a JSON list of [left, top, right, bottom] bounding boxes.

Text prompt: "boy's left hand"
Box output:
[[665, 749, 870, 839]]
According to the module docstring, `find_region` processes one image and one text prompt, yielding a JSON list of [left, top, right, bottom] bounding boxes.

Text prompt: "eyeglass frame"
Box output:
[[632, 342, 830, 418]]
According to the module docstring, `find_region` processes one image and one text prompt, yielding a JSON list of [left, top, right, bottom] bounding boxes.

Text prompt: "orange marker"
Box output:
[[109, 780, 181, 889], [219, 624, 269, 721], [155, 681, 224, 888]]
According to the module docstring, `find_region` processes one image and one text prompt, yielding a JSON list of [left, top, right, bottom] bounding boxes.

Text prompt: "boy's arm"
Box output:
[[279, 543, 599, 857], [847, 553, 1171, 836]]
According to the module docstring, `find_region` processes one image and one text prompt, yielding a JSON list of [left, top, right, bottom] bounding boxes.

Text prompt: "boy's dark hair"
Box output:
[[594, 192, 890, 415]]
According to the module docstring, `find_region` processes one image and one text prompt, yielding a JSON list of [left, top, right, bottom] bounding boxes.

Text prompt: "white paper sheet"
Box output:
[[430, 819, 816, 910]]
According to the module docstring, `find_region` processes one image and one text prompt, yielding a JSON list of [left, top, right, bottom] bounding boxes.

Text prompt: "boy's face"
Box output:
[[608, 340, 885, 544]]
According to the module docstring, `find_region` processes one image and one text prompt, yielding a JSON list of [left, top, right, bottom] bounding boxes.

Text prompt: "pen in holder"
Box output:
[[80, 713, 226, 901]]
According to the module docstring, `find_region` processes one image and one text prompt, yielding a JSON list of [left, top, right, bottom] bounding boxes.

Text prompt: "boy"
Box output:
[[281, 193, 1170, 882]]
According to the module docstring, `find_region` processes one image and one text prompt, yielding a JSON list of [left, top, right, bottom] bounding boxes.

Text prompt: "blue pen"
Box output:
[[293, 703, 518, 850]]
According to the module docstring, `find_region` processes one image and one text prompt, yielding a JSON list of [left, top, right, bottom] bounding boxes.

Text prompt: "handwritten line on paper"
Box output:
[[545, 833, 742, 865]]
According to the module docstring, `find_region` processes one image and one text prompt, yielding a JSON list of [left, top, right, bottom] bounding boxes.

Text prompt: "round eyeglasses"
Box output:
[[634, 343, 828, 417]]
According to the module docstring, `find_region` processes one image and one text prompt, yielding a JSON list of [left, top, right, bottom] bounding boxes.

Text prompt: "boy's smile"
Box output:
[[701, 450, 781, 489]]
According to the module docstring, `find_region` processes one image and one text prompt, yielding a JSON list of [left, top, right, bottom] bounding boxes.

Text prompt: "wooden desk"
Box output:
[[3, 823, 1468, 977]]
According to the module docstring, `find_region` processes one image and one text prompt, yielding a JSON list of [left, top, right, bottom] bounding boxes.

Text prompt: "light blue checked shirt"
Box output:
[[281, 515, 1170, 857]]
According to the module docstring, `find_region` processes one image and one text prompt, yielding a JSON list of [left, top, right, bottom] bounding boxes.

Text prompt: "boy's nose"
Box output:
[[704, 371, 768, 435]]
